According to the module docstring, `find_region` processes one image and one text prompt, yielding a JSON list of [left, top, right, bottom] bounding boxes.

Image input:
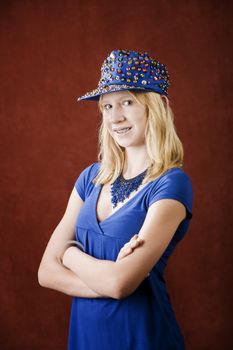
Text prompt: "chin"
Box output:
[[115, 141, 135, 148]]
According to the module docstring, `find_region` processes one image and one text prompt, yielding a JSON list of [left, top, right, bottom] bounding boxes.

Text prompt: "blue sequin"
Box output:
[[77, 49, 170, 101]]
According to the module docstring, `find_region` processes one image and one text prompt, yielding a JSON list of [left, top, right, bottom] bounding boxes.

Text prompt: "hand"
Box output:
[[62, 246, 77, 269], [116, 234, 144, 262]]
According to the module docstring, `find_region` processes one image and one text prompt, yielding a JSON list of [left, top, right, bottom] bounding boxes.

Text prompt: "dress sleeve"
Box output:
[[147, 169, 193, 220], [74, 162, 99, 201]]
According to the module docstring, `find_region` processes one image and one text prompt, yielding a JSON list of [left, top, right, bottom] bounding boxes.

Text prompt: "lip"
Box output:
[[113, 126, 133, 136], [112, 126, 132, 132]]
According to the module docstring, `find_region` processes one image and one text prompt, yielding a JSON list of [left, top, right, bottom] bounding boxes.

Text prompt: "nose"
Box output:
[[109, 105, 126, 123]]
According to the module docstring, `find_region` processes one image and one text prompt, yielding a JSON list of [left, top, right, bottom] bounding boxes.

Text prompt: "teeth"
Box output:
[[120, 127, 130, 131], [115, 127, 131, 134]]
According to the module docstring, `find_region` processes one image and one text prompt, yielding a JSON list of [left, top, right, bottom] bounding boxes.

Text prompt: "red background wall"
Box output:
[[0, 1, 232, 349]]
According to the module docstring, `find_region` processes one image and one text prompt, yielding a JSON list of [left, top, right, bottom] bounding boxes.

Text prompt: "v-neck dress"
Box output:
[[68, 162, 193, 350]]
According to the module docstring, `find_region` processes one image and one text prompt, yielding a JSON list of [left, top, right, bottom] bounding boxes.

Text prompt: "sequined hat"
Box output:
[[77, 49, 170, 101]]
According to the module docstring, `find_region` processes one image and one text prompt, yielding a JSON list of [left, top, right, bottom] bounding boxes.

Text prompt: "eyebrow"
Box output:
[[101, 94, 132, 104]]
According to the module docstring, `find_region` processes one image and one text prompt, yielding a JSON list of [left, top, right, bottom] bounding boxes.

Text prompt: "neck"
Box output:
[[123, 146, 151, 179]]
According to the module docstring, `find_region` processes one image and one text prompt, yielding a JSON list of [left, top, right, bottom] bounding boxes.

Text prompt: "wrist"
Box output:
[[65, 240, 85, 252]]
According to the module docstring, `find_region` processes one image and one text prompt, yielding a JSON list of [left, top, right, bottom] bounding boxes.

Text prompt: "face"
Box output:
[[100, 90, 147, 148]]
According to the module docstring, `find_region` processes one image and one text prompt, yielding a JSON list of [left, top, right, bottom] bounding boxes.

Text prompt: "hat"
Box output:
[[77, 49, 170, 101]]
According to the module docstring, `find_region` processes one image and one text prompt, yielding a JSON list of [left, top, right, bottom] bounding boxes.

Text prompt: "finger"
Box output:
[[124, 241, 135, 249], [125, 247, 132, 254], [123, 246, 133, 254], [123, 243, 130, 250], [126, 236, 141, 246], [123, 240, 140, 251], [130, 234, 138, 242], [117, 247, 132, 260], [130, 240, 139, 248], [119, 238, 143, 260], [131, 238, 144, 248]]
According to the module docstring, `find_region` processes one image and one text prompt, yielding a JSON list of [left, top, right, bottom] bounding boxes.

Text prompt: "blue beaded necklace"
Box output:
[[110, 168, 148, 208]]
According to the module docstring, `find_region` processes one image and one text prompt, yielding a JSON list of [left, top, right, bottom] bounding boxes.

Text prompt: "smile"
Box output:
[[114, 127, 132, 135]]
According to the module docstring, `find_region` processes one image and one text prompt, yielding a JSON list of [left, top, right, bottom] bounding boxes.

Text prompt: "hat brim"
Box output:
[[77, 84, 160, 101]]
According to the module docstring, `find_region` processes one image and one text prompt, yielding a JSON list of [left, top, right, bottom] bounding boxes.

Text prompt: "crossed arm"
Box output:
[[38, 187, 186, 299]]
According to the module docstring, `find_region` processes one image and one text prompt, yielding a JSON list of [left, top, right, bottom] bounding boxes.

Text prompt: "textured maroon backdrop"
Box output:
[[0, 1, 232, 349]]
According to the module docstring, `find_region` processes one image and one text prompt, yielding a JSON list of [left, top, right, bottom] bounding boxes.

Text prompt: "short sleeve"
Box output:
[[74, 162, 99, 201], [148, 168, 193, 220]]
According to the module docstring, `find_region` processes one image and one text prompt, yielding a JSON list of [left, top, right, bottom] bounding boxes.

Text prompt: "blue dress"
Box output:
[[68, 162, 193, 350]]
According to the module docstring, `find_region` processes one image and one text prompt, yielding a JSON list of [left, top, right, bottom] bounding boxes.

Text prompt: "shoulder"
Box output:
[[78, 162, 100, 180], [148, 167, 193, 189], [147, 167, 193, 219], [158, 167, 193, 189], [74, 162, 100, 201]]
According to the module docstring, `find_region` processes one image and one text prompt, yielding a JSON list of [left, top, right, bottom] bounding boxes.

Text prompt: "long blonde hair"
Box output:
[[93, 91, 184, 185]]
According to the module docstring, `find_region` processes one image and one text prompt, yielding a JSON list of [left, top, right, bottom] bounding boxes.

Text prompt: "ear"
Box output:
[[161, 95, 169, 107]]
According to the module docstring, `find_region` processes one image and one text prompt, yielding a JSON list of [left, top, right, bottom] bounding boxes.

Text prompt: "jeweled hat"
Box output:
[[77, 49, 170, 101]]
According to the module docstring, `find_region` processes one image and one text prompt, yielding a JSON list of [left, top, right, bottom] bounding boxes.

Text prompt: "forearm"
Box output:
[[63, 248, 119, 298], [38, 259, 104, 298]]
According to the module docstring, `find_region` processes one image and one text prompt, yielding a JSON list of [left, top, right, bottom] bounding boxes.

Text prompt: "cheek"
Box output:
[[105, 120, 112, 132], [134, 114, 147, 131], [102, 115, 109, 127], [103, 119, 114, 137]]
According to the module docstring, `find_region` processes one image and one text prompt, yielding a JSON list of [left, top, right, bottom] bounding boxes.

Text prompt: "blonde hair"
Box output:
[[93, 91, 184, 185]]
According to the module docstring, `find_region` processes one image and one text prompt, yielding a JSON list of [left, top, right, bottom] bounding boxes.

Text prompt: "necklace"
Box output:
[[110, 168, 148, 208]]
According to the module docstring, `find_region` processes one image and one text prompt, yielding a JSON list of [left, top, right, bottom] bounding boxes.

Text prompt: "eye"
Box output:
[[103, 103, 112, 111], [122, 99, 133, 106]]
